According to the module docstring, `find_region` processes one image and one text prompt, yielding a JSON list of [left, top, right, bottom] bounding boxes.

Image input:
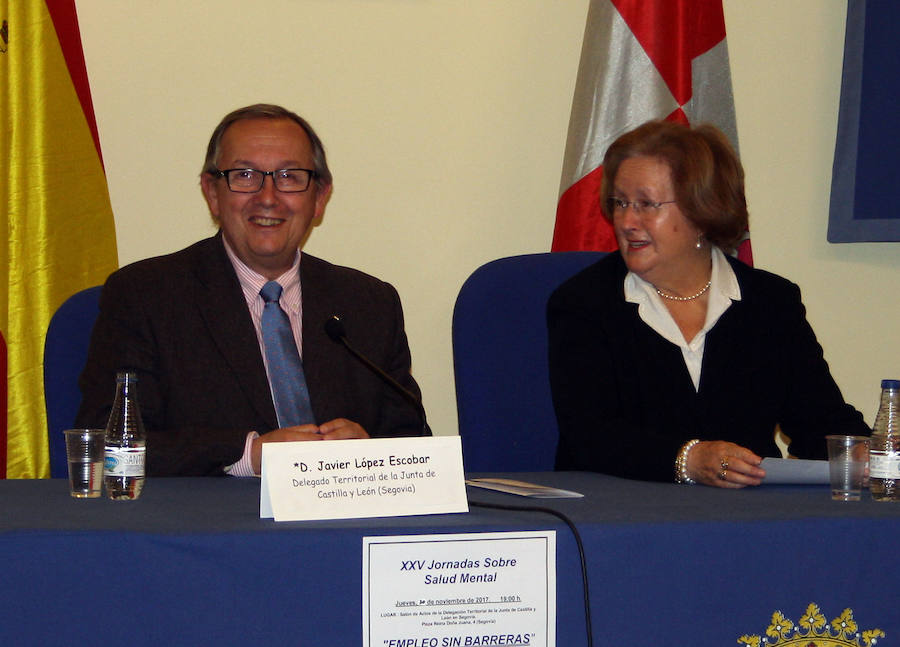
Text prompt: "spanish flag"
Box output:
[[1, 0, 118, 478]]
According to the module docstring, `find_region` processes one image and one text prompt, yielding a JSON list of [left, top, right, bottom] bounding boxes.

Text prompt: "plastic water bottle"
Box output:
[[869, 379, 900, 501], [104, 370, 146, 500]]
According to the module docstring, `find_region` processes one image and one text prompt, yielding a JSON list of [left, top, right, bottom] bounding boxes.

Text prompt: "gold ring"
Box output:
[[718, 469, 727, 481], [721, 456, 729, 470]]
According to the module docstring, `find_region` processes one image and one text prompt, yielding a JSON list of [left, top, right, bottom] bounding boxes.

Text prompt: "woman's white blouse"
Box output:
[[623, 246, 742, 391]]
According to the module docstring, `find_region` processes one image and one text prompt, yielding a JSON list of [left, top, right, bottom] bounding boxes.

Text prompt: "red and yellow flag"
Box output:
[[1, 0, 118, 478]]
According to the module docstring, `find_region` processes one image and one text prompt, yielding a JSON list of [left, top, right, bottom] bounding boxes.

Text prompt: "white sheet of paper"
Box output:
[[260, 436, 468, 521], [761, 457, 829, 484], [466, 478, 584, 498], [363, 531, 556, 647]]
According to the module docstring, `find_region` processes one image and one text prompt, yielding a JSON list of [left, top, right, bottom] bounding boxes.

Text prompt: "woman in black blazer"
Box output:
[[549, 121, 868, 487]]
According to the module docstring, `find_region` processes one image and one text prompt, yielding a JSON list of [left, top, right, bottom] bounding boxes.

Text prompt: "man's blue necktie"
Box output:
[[260, 281, 315, 427]]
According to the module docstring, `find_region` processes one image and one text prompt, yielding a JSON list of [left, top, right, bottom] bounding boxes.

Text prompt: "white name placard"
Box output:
[[260, 436, 468, 521], [363, 531, 557, 647]]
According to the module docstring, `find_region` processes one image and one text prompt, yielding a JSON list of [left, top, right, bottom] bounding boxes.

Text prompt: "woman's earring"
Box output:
[[696, 235, 703, 250]]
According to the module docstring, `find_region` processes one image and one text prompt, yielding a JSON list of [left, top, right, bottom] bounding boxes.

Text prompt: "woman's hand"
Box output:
[[686, 440, 766, 488]]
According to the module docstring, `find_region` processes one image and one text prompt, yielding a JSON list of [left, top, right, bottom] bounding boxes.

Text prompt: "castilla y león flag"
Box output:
[[1, 0, 118, 478], [553, 0, 750, 264]]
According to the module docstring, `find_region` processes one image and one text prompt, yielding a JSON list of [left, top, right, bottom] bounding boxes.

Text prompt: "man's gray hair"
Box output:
[[201, 103, 332, 188]]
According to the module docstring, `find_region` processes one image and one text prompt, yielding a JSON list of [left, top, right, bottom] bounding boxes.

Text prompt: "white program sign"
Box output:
[[363, 531, 556, 647], [260, 436, 467, 521]]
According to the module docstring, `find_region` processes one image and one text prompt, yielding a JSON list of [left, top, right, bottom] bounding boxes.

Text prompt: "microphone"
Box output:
[[325, 315, 429, 435]]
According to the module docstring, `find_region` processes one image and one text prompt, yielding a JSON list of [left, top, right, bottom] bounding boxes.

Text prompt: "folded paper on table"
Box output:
[[465, 477, 584, 498], [261, 436, 468, 521], [761, 458, 829, 484]]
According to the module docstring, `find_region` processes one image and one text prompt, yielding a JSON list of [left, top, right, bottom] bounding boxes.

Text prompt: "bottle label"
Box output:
[[869, 452, 900, 479], [104, 447, 146, 477]]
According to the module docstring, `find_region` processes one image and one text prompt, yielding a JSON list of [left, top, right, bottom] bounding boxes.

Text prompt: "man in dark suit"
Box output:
[[76, 104, 428, 476]]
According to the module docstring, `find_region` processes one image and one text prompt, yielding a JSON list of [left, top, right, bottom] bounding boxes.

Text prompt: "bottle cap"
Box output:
[[881, 379, 900, 389]]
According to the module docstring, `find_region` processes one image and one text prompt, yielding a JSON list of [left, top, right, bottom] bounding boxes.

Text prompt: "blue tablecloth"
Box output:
[[2, 473, 898, 646]]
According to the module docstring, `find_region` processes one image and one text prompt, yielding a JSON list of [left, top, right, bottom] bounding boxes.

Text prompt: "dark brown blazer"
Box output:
[[76, 234, 427, 475], [549, 252, 868, 481]]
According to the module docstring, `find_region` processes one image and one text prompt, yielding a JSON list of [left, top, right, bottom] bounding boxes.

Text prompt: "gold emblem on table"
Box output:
[[737, 603, 884, 646]]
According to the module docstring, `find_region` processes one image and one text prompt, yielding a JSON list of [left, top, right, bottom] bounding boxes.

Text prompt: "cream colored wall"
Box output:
[[723, 1, 899, 425], [75, 0, 897, 436]]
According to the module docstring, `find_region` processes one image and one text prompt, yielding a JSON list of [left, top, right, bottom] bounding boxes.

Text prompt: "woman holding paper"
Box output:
[[548, 121, 868, 487]]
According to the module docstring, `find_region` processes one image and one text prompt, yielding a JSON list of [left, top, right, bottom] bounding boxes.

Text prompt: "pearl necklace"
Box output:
[[655, 280, 711, 302]]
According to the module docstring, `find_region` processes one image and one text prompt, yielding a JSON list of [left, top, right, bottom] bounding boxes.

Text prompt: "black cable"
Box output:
[[469, 500, 593, 647]]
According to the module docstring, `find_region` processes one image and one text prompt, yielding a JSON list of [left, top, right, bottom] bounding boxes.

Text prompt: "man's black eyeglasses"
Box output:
[[213, 168, 316, 193]]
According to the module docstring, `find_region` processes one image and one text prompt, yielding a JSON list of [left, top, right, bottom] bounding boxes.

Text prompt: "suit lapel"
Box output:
[[602, 264, 698, 402], [299, 254, 338, 422], [698, 257, 751, 396], [192, 235, 278, 429], [629, 306, 699, 401]]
